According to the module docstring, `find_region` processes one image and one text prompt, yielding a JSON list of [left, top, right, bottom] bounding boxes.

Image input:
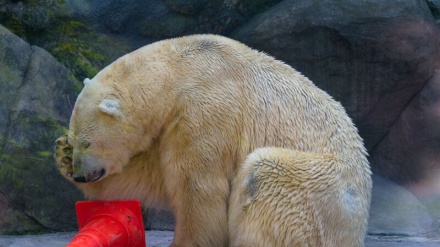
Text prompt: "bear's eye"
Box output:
[[82, 141, 91, 149]]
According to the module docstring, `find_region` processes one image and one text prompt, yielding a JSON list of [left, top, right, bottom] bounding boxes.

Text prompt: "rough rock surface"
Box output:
[[1, 0, 440, 237], [231, 0, 440, 204], [0, 24, 83, 234], [368, 175, 436, 235], [372, 71, 440, 186], [65, 0, 281, 39], [231, 0, 435, 151]]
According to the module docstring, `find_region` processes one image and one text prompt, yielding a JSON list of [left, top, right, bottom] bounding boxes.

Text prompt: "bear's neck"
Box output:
[[134, 68, 180, 144]]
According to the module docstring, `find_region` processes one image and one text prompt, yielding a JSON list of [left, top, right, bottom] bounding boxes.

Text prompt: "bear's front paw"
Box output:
[[54, 134, 74, 180]]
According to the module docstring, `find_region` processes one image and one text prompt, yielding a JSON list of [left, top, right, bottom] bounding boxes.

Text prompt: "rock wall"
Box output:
[[229, 0, 440, 195], [0, 25, 83, 233], [1, 0, 440, 236]]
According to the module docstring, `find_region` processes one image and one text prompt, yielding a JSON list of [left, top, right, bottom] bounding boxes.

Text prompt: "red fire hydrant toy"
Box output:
[[67, 200, 146, 247]]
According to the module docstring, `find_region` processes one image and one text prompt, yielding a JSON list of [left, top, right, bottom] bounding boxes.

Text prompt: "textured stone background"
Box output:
[[1, 0, 440, 238]]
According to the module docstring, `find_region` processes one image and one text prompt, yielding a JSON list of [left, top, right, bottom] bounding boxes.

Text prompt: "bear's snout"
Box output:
[[72, 154, 106, 183], [73, 168, 105, 183]]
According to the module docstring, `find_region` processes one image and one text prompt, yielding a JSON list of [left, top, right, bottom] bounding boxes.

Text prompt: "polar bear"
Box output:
[[55, 34, 371, 247]]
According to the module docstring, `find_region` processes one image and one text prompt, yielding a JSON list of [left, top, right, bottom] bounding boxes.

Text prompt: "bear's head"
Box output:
[[68, 75, 151, 183], [67, 45, 178, 183]]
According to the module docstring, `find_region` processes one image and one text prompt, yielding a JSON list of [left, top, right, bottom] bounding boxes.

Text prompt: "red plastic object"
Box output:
[[67, 200, 146, 247]]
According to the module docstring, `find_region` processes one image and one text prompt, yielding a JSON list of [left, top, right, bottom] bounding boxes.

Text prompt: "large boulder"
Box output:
[[231, 0, 440, 234], [231, 0, 436, 151], [2, 0, 440, 236], [0, 24, 83, 234], [65, 0, 281, 39], [371, 70, 440, 187], [368, 175, 435, 235], [230, 0, 440, 193], [427, 0, 440, 19], [0, 25, 175, 234]]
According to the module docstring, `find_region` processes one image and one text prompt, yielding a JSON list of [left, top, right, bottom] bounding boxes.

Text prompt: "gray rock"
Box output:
[[2, 0, 440, 236], [66, 0, 188, 37], [368, 175, 435, 235], [230, 0, 440, 200], [64, 0, 280, 43], [231, 0, 435, 151], [0, 24, 83, 234], [161, 0, 209, 15], [420, 194, 440, 220], [371, 70, 440, 185], [0, 25, 174, 234], [0, 24, 31, 131], [427, 0, 440, 19]]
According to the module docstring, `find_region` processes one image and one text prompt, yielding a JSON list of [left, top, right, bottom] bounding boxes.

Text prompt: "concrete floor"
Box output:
[[0, 231, 173, 247], [1, 231, 440, 247]]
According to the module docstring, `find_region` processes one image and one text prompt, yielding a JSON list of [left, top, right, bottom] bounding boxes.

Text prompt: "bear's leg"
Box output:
[[54, 134, 74, 181], [164, 166, 230, 247], [229, 147, 369, 247]]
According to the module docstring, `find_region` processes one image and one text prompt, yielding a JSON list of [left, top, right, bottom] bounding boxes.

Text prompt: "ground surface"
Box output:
[[1, 231, 440, 247], [0, 231, 173, 247]]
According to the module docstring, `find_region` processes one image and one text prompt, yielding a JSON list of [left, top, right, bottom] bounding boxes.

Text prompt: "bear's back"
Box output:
[[163, 35, 367, 162]]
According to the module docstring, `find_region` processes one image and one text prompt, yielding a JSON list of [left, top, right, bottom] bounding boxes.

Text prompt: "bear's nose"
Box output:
[[73, 176, 87, 183]]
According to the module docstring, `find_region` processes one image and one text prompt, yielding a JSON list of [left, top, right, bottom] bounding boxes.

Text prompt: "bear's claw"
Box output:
[[54, 134, 74, 178]]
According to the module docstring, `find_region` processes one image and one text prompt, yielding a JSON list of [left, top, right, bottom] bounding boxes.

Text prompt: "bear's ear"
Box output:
[[83, 78, 92, 86], [98, 99, 122, 117]]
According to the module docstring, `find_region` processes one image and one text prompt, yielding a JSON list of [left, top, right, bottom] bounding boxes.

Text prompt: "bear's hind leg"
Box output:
[[229, 147, 368, 247]]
